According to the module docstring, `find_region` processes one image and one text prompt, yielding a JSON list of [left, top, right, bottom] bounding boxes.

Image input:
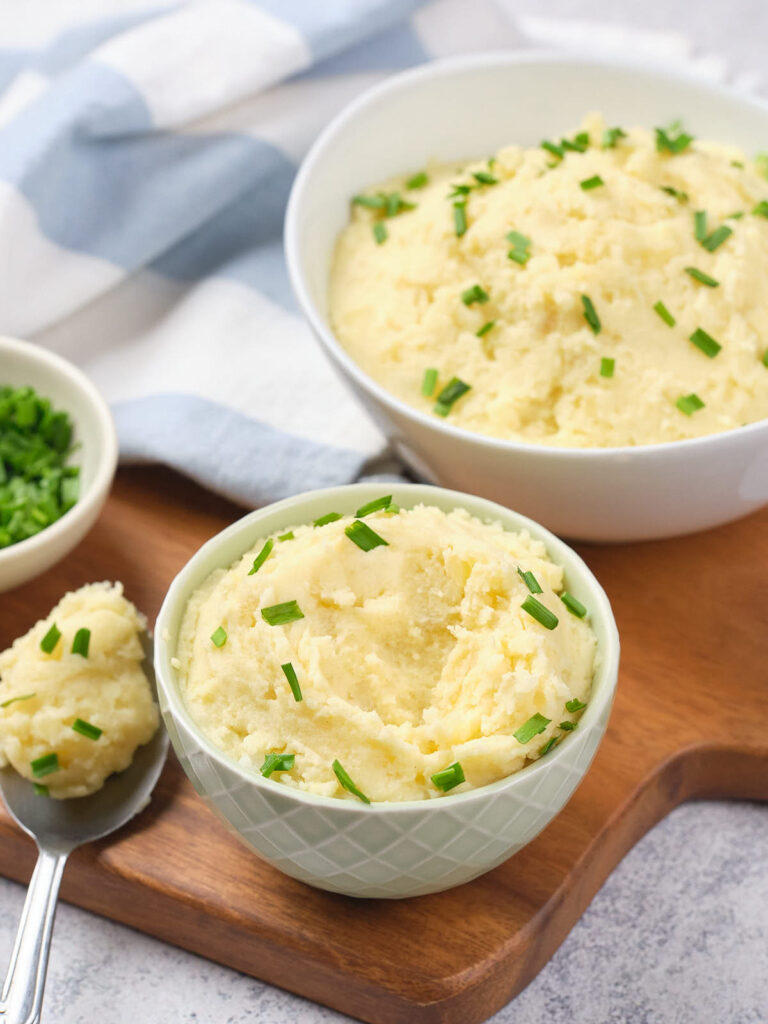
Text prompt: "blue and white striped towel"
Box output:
[[0, 1, 741, 507]]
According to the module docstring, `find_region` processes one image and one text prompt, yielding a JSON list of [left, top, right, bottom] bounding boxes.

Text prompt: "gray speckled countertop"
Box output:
[[2, 1, 767, 1021]]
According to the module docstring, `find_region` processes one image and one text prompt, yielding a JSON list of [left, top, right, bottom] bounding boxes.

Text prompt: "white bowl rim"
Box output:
[[0, 336, 118, 563], [285, 49, 768, 461], [155, 481, 620, 815]]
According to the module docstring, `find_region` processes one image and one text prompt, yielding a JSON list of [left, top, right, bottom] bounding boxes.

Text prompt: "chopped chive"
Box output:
[[384, 502, 400, 514], [539, 736, 559, 756], [602, 126, 626, 148], [514, 712, 551, 744], [373, 221, 387, 245], [690, 328, 722, 358], [541, 140, 564, 160], [506, 230, 532, 265], [694, 210, 708, 242], [248, 538, 274, 575], [345, 520, 388, 552], [332, 759, 370, 804], [448, 183, 472, 198], [562, 131, 589, 153], [561, 592, 588, 618], [40, 623, 61, 654], [728, 211, 745, 219], [355, 495, 393, 518], [685, 267, 719, 287], [280, 662, 303, 702], [261, 601, 304, 626], [676, 393, 705, 416], [580, 175, 604, 190], [472, 171, 498, 186], [72, 718, 102, 740], [421, 367, 438, 397], [210, 626, 227, 647], [352, 194, 386, 210], [654, 300, 676, 327], [33, 783, 49, 796], [384, 192, 415, 217], [476, 321, 496, 338], [762, 350, 768, 368], [406, 171, 429, 189], [731, 160, 745, 169], [431, 761, 465, 792], [521, 595, 559, 630], [1, 693, 35, 708], [277, 531, 294, 542], [581, 295, 601, 335], [314, 512, 342, 527], [517, 566, 543, 594], [559, 721, 577, 731], [566, 698, 587, 712], [70, 628, 90, 658], [655, 125, 693, 154], [30, 752, 59, 778], [702, 225, 732, 252], [453, 201, 468, 238], [660, 185, 688, 202], [599, 357, 615, 378], [461, 284, 488, 306], [753, 200, 768, 218], [434, 377, 471, 416], [261, 752, 295, 778]]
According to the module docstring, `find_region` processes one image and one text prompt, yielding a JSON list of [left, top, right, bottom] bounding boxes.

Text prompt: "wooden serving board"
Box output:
[[1, 466, 766, 1024]]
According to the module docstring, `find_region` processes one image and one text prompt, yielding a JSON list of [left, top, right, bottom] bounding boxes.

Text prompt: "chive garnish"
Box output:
[[514, 713, 551, 744], [261, 752, 295, 778], [562, 131, 589, 153], [332, 759, 370, 804], [580, 175, 604, 190], [248, 538, 274, 575], [581, 295, 601, 335], [690, 328, 722, 358], [261, 601, 304, 626], [539, 736, 559, 756], [541, 140, 564, 160], [278, 531, 294, 542], [384, 503, 400, 514], [602, 126, 626, 148], [476, 321, 496, 337], [763, 350, 768, 368], [384, 192, 415, 217], [731, 160, 745, 168], [30, 753, 59, 778], [434, 377, 471, 416], [69, 628, 90, 658], [40, 623, 61, 654], [521, 596, 559, 630], [72, 718, 102, 740], [517, 567, 543, 594], [314, 512, 342, 527], [345, 520, 388, 552], [453, 201, 468, 238], [406, 171, 429, 189], [685, 267, 719, 287], [352, 194, 386, 210], [355, 495, 393, 518], [448, 183, 472, 198], [461, 284, 488, 306], [676, 393, 705, 416], [422, 368, 438, 397], [431, 762, 465, 792], [654, 301, 676, 327], [473, 170, 498, 186], [559, 721, 577, 731], [561, 592, 587, 618], [373, 221, 387, 245], [210, 626, 227, 647], [753, 200, 768, 218], [655, 125, 693, 154], [280, 662, 302, 702], [660, 185, 688, 202], [728, 211, 745, 219], [566, 698, 587, 712], [33, 784, 49, 796], [507, 230, 532, 265], [600, 357, 615, 378], [694, 210, 708, 242], [1, 693, 35, 708], [702, 225, 732, 252]]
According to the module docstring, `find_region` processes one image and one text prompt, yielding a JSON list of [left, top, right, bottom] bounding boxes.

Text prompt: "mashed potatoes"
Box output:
[[177, 503, 596, 803], [329, 113, 768, 446], [0, 582, 159, 798]]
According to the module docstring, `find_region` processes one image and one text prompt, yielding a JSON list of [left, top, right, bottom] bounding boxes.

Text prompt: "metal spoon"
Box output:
[[0, 635, 168, 1024]]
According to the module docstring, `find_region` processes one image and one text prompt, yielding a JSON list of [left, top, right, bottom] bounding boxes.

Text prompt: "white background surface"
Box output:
[[1, 0, 767, 1021]]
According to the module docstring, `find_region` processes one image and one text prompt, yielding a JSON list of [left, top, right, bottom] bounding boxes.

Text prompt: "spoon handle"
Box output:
[[0, 847, 68, 1024]]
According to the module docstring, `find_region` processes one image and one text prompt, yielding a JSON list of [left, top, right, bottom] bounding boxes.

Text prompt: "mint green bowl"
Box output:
[[154, 484, 619, 899]]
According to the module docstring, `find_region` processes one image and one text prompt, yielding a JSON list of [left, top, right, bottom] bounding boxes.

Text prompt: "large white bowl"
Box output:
[[285, 54, 768, 541], [0, 337, 118, 592], [155, 483, 619, 899]]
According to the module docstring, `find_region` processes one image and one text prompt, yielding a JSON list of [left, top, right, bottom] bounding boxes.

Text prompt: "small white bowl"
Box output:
[[0, 337, 118, 592], [154, 483, 619, 899], [285, 54, 768, 541]]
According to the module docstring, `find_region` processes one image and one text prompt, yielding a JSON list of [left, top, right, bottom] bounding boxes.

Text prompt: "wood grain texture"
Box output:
[[0, 466, 766, 1024]]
